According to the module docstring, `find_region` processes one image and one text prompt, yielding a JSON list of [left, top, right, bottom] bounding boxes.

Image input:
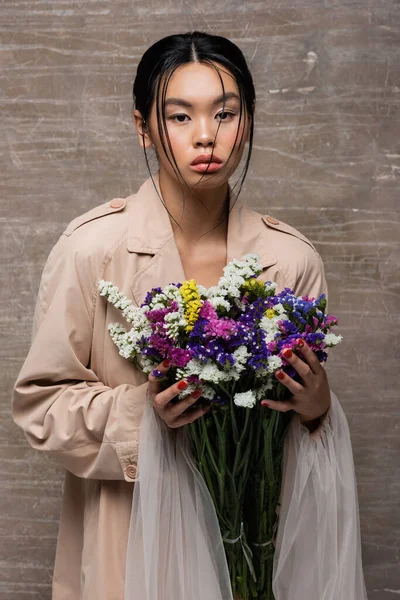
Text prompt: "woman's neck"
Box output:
[[158, 168, 229, 246]]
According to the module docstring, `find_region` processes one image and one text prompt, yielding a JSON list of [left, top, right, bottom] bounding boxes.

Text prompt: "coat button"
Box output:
[[266, 215, 280, 225], [125, 464, 137, 479], [110, 199, 124, 209]]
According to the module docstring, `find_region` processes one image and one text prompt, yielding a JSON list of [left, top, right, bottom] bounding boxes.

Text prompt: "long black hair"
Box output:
[[132, 30, 256, 235]]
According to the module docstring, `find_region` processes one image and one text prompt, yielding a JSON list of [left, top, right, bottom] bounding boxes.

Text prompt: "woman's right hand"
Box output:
[[148, 360, 209, 428]]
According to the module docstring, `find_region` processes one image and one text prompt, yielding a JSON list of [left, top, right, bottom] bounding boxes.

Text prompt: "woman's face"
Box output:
[[135, 61, 252, 189]]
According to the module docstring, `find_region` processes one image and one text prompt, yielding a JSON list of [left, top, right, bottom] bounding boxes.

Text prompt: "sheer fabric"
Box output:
[[124, 389, 234, 600], [272, 389, 368, 599], [125, 389, 368, 600]]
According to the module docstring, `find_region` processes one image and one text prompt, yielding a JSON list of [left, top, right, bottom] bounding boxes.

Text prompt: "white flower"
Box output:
[[108, 322, 126, 339], [208, 296, 231, 311], [219, 254, 263, 296], [200, 362, 232, 383], [234, 390, 257, 409], [259, 316, 282, 342], [266, 355, 283, 373], [98, 280, 150, 324], [254, 379, 274, 401], [264, 281, 278, 294], [196, 284, 208, 296], [148, 292, 167, 308], [274, 302, 285, 315], [150, 301, 165, 310], [197, 383, 216, 401], [203, 285, 220, 298], [324, 332, 343, 346], [231, 346, 250, 374], [98, 280, 132, 312], [108, 323, 135, 359], [162, 284, 182, 301], [264, 331, 279, 344], [253, 354, 283, 380], [259, 316, 276, 331], [141, 356, 157, 375], [176, 357, 204, 379], [164, 311, 187, 341]]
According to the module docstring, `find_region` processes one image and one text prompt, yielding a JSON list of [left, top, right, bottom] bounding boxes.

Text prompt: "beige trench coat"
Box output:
[[12, 171, 330, 600]]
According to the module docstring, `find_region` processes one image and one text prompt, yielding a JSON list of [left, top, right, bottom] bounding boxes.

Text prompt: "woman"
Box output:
[[12, 31, 368, 600]]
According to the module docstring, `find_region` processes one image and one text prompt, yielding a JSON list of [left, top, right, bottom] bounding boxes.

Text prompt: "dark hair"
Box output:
[[132, 30, 256, 235]]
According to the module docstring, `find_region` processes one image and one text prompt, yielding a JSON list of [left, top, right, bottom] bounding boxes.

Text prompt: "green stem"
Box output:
[[199, 413, 221, 477], [212, 409, 227, 514]]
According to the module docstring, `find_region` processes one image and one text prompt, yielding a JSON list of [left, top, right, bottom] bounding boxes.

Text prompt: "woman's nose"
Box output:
[[193, 118, 215, 147]]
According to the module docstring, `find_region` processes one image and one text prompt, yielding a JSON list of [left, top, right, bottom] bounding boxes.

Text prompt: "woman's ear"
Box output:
[[133, 110, 153, 149]]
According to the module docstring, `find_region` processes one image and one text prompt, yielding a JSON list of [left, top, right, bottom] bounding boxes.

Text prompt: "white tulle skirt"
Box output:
[[125, 389, 368, 600]]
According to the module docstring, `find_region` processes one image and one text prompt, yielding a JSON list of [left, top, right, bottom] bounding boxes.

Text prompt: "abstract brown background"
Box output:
[[2, 2, 399, 598]]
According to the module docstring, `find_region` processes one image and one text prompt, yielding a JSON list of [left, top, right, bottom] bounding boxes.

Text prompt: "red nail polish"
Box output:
[[163, 359, 170, 367], [192, 389, 201, 399], [276, 371, 285, 380], [178, 380, 188, 390], [296, 339, 304, 348], [262, 402, 270, 408], [283, 348, 292, 359]]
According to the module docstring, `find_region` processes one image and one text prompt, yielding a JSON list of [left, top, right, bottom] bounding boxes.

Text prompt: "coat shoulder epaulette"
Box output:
[[262, 214, 319, 254], [62, 198, 127, 237]]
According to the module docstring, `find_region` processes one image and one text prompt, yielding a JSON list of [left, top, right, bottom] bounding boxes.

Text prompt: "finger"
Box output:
[[168, 389, 203, 419], [274, 368, 304, 395], [172, 405, 210, 429], [294, 339, 322, 375], [148, 359, 171, 395], [281, 346, 313, 381], [154, 378, 192, 410], [261, 399, 295, 413]]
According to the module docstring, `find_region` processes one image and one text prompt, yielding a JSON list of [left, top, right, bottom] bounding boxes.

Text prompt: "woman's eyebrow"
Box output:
[[164, 91, 240, 108]]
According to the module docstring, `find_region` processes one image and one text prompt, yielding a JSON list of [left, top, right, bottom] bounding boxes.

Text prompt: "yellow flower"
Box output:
[[179, 279, 202, 332], [265, 308, 276, 319], [242, 277, 266, 298]]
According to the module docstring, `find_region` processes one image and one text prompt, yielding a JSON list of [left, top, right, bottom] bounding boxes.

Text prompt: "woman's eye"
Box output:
[[216, 111, 235, 121], [169, 112, 235, 123], [170, 114, 189, 123]]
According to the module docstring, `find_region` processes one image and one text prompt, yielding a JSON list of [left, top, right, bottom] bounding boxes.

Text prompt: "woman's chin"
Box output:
[[185, 170, 230, 189]]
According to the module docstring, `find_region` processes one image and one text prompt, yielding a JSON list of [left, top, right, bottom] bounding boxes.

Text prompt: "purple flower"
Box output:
[[199, 300, 218, 320], [204, 318, 238, 340], [169, 347, 194, 368]]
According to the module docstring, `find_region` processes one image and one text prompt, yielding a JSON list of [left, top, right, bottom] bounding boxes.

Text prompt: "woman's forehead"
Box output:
[[159, 62, 240, 106]]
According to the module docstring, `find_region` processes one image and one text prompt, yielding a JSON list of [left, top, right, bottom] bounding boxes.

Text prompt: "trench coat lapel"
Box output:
[[127, 171, 278, 307]]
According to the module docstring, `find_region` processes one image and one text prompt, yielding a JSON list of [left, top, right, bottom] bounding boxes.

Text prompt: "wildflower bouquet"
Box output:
[[98, 253, 342, 600]]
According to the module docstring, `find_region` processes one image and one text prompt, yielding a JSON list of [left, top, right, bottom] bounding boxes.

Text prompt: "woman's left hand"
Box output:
[[261, 339, 331, 422]]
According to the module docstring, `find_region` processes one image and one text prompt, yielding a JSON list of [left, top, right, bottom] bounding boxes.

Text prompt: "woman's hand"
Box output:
[[148, 360, 208, 428], [261, 339, 331, 422]]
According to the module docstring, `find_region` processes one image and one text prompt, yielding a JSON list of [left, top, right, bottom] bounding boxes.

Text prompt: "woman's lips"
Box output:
[[189, 162, 224, 173]]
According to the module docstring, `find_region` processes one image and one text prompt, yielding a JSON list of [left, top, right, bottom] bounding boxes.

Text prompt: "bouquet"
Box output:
[[98, 253, 342, 599]]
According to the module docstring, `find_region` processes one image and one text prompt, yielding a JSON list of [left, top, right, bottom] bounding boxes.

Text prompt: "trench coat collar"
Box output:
[[127, 171, 278, 306]]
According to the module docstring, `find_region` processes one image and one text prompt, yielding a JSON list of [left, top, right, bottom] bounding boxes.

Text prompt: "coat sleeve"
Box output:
[[272, 247, 368, 599], [11, 232, 148, 482]]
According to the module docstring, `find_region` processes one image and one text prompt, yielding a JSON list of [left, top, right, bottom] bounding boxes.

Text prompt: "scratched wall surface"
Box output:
[[2, 1, 399, 598]]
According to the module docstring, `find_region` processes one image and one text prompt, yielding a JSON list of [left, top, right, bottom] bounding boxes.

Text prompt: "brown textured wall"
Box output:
[[2, 2, 399, 598]]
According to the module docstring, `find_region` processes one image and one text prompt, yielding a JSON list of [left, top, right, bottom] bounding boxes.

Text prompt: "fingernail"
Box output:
[[202, 405, 210, 412], [261, 401, 270, 407], [192, 389, 202, 399], [177, 380, 188, 390], [163, 359, 170, 367], [296, 339, 304, 348], [276, 371, 285, 380], [282, 348, 292, 359]]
